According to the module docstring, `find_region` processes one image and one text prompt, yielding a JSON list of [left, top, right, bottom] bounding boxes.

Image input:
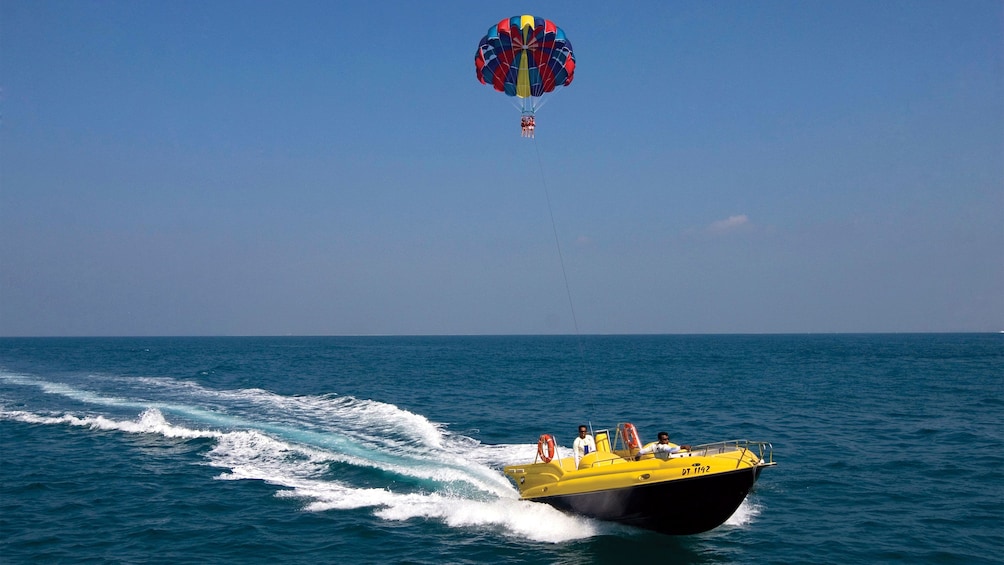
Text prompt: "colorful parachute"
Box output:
[[475, 15, 575, 135]]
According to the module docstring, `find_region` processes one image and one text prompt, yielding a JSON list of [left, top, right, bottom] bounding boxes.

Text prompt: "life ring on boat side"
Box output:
[[537, 434, 556, 463], [621, 423, 641, 450]]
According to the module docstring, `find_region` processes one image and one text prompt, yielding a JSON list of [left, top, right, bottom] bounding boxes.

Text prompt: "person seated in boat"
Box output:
[[634, 432, 691, 461], [572, 425, 596, 467]]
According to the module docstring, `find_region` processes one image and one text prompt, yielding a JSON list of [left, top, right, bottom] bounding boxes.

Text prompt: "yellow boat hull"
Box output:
[[504, 438, 774, 535]]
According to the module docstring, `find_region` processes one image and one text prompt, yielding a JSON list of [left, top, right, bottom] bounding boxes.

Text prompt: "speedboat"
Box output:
[[503, 423, 775, 535]]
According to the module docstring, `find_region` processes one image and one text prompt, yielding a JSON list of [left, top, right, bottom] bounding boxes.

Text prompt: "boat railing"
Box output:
[[686, 439, 774, 468], [535, 432, 773, 471]]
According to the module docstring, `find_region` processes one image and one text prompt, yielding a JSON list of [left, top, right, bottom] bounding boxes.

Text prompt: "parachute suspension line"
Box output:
[[531, 137, 581, 341], [532, 93, 552, 114]]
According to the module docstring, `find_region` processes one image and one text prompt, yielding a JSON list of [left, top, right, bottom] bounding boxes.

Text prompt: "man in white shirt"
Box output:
[[573, 425, 596, 467], [634, 431, 691, 460]]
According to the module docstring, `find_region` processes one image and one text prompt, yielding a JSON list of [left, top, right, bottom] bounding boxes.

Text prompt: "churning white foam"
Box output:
[[0, 374, 598, 543], [278, 479, 598, 543], [1, 407, 220, 439], [724, 497, 761, 527]]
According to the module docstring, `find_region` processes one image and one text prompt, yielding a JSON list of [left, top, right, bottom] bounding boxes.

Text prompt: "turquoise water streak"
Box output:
[[1, 335, 1002, 563]]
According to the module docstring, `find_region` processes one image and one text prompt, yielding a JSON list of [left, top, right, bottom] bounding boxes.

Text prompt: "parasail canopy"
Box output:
[[475, 15, 576, 118]]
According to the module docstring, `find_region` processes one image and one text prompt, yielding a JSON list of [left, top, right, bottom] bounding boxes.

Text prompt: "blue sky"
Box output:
[[2, 1, 1001, 336]]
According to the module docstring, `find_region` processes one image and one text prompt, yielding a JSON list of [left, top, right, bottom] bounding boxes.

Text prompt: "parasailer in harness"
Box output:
[[520, 115, 536, 138], [475, 14, 575, 138]]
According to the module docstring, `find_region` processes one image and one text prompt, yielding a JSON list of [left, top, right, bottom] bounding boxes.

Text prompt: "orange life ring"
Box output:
[[537, 434, 556, 463], [621, 423, 641, 450]]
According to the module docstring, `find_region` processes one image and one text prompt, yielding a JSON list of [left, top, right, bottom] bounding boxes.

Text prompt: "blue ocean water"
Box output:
[[1, 334, 1001, 564]]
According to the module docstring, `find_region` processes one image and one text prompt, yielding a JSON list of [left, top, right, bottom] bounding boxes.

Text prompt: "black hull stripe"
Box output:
[[536, 466, 761, 535]]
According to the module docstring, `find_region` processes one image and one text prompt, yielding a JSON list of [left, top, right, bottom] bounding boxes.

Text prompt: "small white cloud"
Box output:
[[575, 235, 592, 245], [707, 214, 750, 233]]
